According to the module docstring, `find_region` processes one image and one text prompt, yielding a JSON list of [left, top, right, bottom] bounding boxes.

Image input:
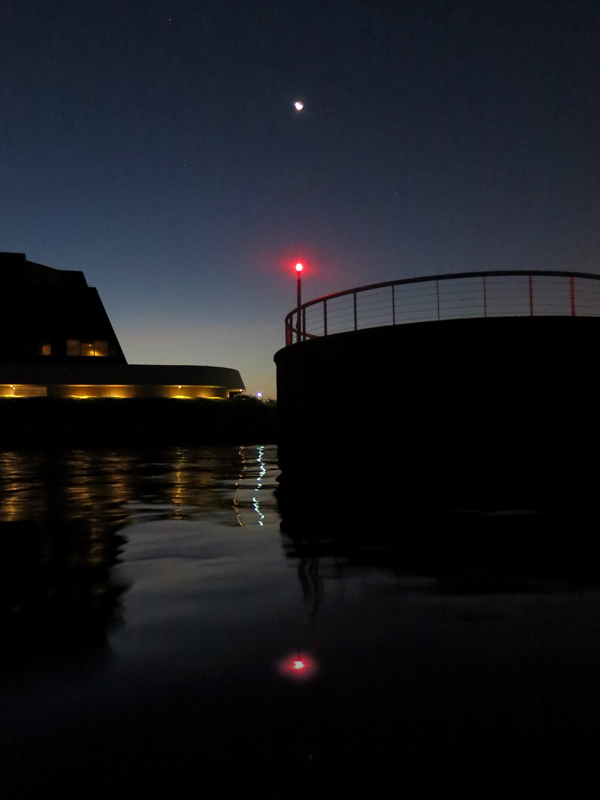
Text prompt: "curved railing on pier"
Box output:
[[285, 270, 600, 345]]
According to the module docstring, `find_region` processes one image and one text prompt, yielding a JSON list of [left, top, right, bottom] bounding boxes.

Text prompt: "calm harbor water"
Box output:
[[1, 445, 600, 798]]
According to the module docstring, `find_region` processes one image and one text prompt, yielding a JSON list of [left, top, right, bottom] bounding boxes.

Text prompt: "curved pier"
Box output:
[[275, 271, 600, 511]]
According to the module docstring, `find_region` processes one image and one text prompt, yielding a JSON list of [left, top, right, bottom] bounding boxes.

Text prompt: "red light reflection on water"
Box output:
[[276, 652, 319, 681]]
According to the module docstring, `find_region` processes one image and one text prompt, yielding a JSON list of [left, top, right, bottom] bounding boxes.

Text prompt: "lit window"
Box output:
[[66, 340, 109, 356], [41, 344, 51, 356]]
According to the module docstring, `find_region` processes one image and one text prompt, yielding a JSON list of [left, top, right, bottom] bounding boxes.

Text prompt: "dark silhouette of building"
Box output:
[[0, 252, 244, 398], [0, 252, 126, 364]]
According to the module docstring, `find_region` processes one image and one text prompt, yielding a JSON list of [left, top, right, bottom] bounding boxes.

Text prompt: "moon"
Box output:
[[294, 101, 304, 111]]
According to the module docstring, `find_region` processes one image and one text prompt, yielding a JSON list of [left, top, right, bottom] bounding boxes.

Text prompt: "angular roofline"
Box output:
[[1, 252, 88, 288]]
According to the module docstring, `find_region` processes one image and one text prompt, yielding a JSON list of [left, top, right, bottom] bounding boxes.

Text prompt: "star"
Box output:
[[294, 101, 304, 111]]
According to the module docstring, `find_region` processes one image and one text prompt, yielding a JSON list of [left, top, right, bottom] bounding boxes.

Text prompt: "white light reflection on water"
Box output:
[[253, 445, 267, 525], [231, 444, 271, 528]]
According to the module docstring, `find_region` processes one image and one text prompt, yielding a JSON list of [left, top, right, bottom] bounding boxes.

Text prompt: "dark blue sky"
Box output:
[[1, 0, 598, 396]]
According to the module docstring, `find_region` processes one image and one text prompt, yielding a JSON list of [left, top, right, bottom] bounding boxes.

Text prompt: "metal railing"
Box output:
[[285, 270, 600, 345]]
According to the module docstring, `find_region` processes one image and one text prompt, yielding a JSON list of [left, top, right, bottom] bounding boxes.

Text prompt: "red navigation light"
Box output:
[[276, 652, 318, 681], [295, 263, 303, 272]]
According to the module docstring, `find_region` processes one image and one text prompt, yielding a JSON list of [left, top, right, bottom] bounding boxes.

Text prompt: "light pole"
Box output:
[[296, 263, 303, 343]]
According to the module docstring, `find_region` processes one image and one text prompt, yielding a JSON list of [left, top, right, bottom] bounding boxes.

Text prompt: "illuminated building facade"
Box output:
[[0, 253, 245, 399]]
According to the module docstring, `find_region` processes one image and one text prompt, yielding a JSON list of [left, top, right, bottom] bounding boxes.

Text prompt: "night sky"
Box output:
[[1, 0, 599, 397]]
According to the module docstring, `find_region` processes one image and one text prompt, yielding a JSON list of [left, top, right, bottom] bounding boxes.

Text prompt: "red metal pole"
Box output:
[[297, 272, 302, 343]]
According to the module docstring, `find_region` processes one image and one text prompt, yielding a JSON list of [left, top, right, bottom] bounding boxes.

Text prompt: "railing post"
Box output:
[[353, 291, 358, 331], [436, 280, 440, 321], [323, 299, 328, 336], [392, 285, 396, 326], [570, 276, 576, 316], [529, 275, 534, 316], [483, 276, 487, 318]]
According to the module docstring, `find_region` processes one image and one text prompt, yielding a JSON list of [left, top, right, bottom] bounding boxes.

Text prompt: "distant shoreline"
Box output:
[[0, 396, 277, 449]]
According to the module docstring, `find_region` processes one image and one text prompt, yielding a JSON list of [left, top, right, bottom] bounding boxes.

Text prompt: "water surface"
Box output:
[[1, 445, 600, 798]]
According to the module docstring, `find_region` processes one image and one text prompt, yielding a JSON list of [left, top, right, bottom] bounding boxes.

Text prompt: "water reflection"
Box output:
[[0, 446, 279, 656], [3, 441, 596, 664], [3, 447, 600, 798], [232, 444, 269, 527], [277, 480, 600, 597]]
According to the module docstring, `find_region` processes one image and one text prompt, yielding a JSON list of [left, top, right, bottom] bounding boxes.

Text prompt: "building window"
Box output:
[[66, 340, 109, 356], [40, 344, 51, 356]]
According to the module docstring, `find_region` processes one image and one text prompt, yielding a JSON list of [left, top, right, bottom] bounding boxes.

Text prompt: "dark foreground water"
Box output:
[[1, 446, 600, 798]]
